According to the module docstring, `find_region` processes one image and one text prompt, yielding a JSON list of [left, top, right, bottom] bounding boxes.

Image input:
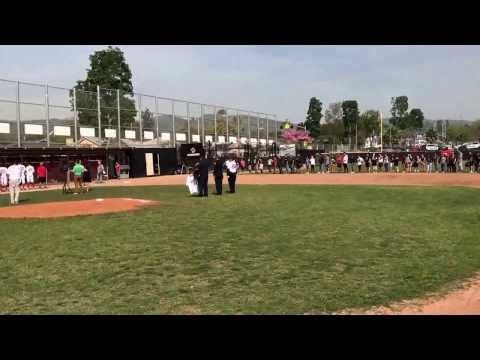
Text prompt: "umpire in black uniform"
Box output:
[[213, 156, 225, 195], [197, 155, 212, 197]]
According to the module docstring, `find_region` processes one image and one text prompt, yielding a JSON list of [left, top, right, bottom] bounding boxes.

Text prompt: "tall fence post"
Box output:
[[257, 114, 260, 143], [172, 100, 175, 147], [214, 106, 217, 143], [45, 83, 50, 147], [187, 102, 190, 142], [274, 115, 278, 144], [138, 94, 143, 143], [237, 111, 240, 142], [97, 85, 101, 143], [16, 81, 21, 147], [247, 112, 250, 143], [73, 88, 78, 146], [201, 104, 205, 146], [197, 113, 200, 140], [155, 97, 159, 146], [117, 89, 121, 148], [226, 109, 229, 143], [266, 114, 269, 149]]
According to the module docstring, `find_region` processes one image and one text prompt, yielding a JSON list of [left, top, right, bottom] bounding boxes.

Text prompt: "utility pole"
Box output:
[[380, 111, 383, 153], [355, 121, 358, 152]]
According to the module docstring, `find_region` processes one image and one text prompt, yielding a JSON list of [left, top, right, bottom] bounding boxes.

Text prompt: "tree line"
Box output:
[[297, 96, 426, 147]]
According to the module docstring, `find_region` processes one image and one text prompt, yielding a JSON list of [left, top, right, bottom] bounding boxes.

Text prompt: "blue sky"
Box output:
[[1, 45, 479, 121]]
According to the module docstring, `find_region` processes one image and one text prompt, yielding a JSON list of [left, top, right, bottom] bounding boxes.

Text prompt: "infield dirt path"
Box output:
[[92, 172, 480, 188]]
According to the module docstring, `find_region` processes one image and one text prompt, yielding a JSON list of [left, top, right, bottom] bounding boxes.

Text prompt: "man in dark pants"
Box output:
[[197, 155, 212, 197], [225, 155, 238, 193], [213, 157, 224, 195]]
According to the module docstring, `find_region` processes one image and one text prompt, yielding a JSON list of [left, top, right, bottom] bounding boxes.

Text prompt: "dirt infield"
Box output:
[[89, 172, 480, 189], [337, 274, 480, 315], [0, 198, 159, 219]]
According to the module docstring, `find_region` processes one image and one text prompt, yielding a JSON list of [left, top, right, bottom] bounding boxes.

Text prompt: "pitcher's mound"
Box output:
[[0, 198, 159, 219]]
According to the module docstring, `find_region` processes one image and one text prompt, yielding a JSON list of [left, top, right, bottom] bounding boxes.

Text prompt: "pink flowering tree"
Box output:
[[281, 128, 312, 144]]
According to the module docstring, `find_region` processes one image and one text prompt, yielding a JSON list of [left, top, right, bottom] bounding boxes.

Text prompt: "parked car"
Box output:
[[464, 142, 480, 150], [424, 144, 439, 151]]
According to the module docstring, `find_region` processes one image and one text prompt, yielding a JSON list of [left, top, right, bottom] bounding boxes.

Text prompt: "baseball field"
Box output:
[[1, 173, 480, 314]]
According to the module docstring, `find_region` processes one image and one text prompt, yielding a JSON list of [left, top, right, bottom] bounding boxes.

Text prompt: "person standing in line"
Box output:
[[225, 156, 239, 193], [115, 162, 121, 179], [320, 154, 326, 174], [413, 154, 418, 173], [96, 160, 105, 183], [36, 162, 47, 189], [0, 164, 8, 192], [440, 154, 447, 173], [378, 154, 384, 173], [25, 163, 35, 190], [213, 156, 224, 195], [342, 152, 349, 173], [291, 158, 296, 173], [383, 154, 389, 172], [309, 155, 316, 174], [405, 154, 412, 173], [458, 150, 464, 172], [393, 156, 400, 173], [197, 155, 212, 198], [372, 154, 378, 173], [258, 158, 264, 174], [365, 155, 371, 173], [285, 157, 291, 174], [18, 162, 26, 190], [272, 157, 278, 174], [426, 154, 433, 174], [7, 161, 21, 205], [267, 157, 272, 173], [357, 155, 364, 173], [72, 160, 86, 193], [239, 158, 246, 173]]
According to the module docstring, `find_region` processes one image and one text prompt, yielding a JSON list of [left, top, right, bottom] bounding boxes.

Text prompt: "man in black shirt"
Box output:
[[197, 155, 212, 197], [213, 157, 224, 195]]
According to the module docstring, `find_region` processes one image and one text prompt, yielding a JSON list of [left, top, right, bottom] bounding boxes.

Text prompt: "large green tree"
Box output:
[[305, 97, 323, 138], [359, 110, 380, 136], [71, 46, 137, 130], [446, 123, 475, 143], [342, 100, 359, 144], [408, 108, 424, 129], [390, 96, 409, 129], [324, 102, 343, 124]]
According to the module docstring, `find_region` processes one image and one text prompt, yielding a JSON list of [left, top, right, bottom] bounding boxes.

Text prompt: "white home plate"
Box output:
[[96, 198, 104, 202]]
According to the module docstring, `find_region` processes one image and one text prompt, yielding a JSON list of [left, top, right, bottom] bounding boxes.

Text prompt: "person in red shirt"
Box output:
[[115, 162, 121, 179], [36, 162, 47, 189], [272, 157, 278, 174]]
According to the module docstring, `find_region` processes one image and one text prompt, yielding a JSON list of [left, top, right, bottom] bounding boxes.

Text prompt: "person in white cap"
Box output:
[[18, 162, 26, 190], [7, 160, 22, 205], [26, 163, 35, 190], [0, 164, 7, 192]]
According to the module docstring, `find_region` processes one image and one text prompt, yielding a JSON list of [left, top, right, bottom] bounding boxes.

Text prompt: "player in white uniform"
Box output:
[[0, 164, 8, 192], [7, 161, 21, 205], [18, 163, 26, 190], [26, 163, 35, 189]]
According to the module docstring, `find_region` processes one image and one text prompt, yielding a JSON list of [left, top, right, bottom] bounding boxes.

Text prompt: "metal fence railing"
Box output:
[[0, 78, 281, 149]]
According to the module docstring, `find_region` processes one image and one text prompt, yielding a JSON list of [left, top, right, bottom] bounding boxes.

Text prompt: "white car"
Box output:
[[465, 142, 480, 150], [425, 144, 439, 151]]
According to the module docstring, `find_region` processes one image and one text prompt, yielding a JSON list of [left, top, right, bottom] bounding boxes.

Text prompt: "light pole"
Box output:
[[380, 111, 383, 153]]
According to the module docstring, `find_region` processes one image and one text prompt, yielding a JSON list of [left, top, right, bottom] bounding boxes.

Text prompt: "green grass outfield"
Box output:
[[1, 185, 480, 314]]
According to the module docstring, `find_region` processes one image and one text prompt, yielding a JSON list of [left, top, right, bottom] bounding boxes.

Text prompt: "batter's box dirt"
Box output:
[[0, 198, 159, 219]]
